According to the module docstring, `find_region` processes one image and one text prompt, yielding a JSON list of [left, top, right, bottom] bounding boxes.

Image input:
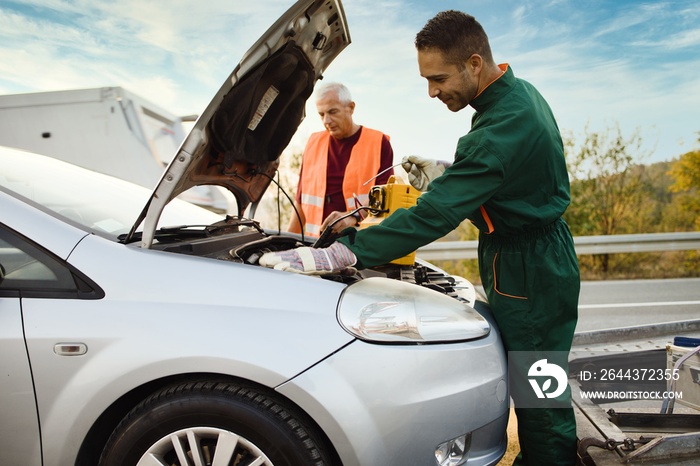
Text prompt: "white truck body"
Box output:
[[0, 87, 231, 211]]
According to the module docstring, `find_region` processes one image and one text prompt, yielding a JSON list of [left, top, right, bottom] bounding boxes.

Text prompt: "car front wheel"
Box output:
[[99, 380, 334, 466]]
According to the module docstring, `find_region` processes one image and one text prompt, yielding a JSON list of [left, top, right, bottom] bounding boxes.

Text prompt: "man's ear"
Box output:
[[467, 54, 483, 74], [348, 101, 356, 113]]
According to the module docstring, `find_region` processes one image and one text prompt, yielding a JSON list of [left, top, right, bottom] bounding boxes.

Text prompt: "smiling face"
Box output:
[[316, 90, 357, 140], [417, 48, 480, 112]]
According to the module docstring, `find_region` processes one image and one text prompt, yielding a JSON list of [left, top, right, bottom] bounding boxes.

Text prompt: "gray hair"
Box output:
[[315, 82, 353, 105]]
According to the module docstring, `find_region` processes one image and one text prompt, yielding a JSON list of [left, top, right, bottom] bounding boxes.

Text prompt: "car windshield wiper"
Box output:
[[119, 218, 266, 245], [119, 225, 210, 244]]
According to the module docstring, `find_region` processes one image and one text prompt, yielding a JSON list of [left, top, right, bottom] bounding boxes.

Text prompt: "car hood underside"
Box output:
[[128, 0, 350, 248]]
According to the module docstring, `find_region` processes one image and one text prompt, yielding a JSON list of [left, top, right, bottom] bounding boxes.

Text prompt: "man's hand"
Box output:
[[401, 155, 451, 191], [321, 210, 359, 234], [259, 242, 357, 275]]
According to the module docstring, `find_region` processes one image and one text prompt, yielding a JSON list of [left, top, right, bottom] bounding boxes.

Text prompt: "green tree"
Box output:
[[667, 136, 700, 231], [636, 161, 674, 232], [563, 122, 653, 272], [668, 137, 700, 191]]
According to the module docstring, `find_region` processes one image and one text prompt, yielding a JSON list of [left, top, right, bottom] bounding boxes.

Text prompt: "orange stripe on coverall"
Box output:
[[480, 205, 495, 234], [493, 253, 529, 300]]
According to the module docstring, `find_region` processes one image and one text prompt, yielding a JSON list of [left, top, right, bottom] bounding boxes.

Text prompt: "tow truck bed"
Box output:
[[571, 320, 700, 465]]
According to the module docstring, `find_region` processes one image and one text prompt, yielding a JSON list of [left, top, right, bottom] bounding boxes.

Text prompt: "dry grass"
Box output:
[[496, 408, 519, 465]]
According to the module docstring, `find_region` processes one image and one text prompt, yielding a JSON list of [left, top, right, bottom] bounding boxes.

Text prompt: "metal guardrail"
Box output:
[[415, 231, 700, 261]]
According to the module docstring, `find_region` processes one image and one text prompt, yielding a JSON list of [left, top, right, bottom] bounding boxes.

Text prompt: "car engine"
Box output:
[[151, 215, 473, 305]]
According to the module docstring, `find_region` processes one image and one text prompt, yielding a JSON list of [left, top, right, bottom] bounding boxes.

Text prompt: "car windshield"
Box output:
[[0, 148, 222, 238]]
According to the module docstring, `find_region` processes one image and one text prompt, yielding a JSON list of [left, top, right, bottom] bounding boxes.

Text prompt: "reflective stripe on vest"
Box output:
[[300, 128, 386, 237], [301, 193, 324, 208]]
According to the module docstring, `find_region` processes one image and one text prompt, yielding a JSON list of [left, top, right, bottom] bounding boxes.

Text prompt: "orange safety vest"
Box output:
[[299, 127, 386, 237]]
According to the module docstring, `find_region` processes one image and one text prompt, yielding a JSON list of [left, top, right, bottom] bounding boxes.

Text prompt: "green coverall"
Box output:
[[338, 65, 580, 465]]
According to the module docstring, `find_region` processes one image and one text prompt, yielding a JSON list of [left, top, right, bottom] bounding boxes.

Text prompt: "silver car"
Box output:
[[0, 1, 508, 465]]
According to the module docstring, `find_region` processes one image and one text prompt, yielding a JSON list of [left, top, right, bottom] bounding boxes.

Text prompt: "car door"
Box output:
[[0, 228, 45, 465]]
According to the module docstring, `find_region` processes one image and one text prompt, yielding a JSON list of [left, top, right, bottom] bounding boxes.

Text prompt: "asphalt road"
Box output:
[[575, 277, 700, 333]]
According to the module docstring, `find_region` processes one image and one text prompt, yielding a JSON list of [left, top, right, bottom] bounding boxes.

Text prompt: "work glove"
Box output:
[[401, 155, 452, 191], [259, 242, 357, 275]]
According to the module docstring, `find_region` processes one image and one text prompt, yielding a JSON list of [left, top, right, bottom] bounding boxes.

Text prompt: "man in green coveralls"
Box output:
[[260, 10, 580, 465]]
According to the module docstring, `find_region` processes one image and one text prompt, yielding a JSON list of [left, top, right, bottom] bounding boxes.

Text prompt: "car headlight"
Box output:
[[337, 277, 490, 344]]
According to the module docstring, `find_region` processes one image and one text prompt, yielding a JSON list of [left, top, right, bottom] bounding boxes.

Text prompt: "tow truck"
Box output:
[[571, 319, 700, 465]]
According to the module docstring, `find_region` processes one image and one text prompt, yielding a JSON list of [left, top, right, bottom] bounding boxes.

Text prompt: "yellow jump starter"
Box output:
[[360, 175, 421, 265]]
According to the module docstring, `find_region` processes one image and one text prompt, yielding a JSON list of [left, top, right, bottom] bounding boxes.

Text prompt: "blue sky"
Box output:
[[1, 0, 699, 166]]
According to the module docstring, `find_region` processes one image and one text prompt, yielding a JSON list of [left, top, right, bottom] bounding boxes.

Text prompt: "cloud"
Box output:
[[1, 0, 698, 163], [592, 3, 666, 38], [648, 28, 700, 51]]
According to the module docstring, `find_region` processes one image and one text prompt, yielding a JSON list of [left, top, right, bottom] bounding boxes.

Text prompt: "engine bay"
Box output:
[[150, 215, 469, 302]]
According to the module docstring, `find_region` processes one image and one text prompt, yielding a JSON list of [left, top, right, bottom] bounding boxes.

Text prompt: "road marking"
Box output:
[[579, 300, 700, 309]]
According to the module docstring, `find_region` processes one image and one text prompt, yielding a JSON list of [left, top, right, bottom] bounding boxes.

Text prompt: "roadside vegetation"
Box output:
[[436, 125, 700, 281]]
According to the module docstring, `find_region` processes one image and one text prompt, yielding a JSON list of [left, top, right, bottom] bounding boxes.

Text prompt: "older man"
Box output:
[[287, 82, 394, 237]]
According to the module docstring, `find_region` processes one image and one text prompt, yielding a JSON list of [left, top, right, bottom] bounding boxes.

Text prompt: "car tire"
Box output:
[[99, 380, 334, 466]]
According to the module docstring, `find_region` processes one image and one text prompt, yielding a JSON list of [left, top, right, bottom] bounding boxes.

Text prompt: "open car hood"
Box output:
[[128, 0, 350, 247]]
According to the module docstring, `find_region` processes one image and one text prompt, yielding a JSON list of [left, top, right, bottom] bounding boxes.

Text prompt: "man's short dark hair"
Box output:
[[415, 10, 494, 68]]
